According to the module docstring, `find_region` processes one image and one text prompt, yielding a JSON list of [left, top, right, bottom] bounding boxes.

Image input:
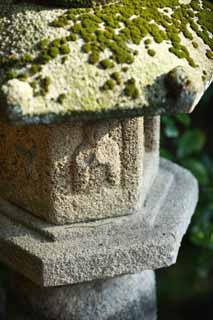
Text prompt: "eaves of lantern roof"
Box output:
[[0, 0, 212, 125]]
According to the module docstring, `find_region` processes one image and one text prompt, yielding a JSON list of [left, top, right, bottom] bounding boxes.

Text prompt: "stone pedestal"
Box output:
[[0, 159, 198, 319], [7, 271, 156, 320]]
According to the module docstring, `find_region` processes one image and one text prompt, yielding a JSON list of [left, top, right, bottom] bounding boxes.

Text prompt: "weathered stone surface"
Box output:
[[0, 159, 198, 286], [0, 1, 212, 125], [7, 271, 156, 320], [143, 116, 160, 200], [15, 0, 114, 7], [0, 117, 146, 224]]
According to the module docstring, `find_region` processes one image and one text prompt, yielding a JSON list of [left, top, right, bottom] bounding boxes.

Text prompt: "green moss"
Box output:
[[49, 47, 60, 58], [5, 70, 17, 80], [40, 51, 51, 64], [51, 39, 61, 48], [110, 72, 122, 84], [4, 0, 213, 101], [30, 64, 42, 75], [99, 59, 115, 69], [169, 46, 185, 59], [67, 34, 77, 41], [111, 46, 134, 64], [17, 73, 28, 81], [30, 81, 37, 90], [169, 33, 181, 45], [122, 66, 129, 73], [82, 43, 91, 53], [148, 24, 167, 43], [206, 50, 213, 59], [70, 22, 82, 34], [147, 49, 156, 57], [144, 38, 152, 45], [182, 26, 193, 40], [58, 93, 67, 104], [102, 79, 115, 91], [88, 50, 100, 64], [52, 16, 69, 28], [41, 76, 51, 95], [60, 37, 68, 45], [60, 44, 71, 55], [21, 53, 33, 64], [188, 57, 198, 68], [38, 38, 49, 50], [192, 41, 199, 49], [124, 78, 139, 99], [62, 56, 68, 64], [191, 1, 201, 11]]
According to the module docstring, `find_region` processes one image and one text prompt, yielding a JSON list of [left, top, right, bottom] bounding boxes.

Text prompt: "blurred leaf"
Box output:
[[175, 114, 191, 127], [165, 122, 179, 138], [181, 158, 209, 185], [190, 224, 213, 249], [160, 148, 174, 160], [162, 116, 179, 138], [177, 129, 206, 158]]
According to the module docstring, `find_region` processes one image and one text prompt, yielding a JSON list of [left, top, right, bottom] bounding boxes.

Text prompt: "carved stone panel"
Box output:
[[0, 117, 144, 225]]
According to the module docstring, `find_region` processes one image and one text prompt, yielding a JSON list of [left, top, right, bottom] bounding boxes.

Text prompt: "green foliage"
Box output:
[[177, 129, 206, 158], [161, 85, 213, 250]]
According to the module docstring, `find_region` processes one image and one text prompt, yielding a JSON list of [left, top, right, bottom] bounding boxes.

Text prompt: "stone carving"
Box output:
[[72, 124, 120, 192], [0, 118, 145, 225]]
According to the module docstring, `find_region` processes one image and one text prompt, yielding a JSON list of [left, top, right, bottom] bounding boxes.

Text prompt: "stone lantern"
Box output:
[[0, 0, 212, 319]]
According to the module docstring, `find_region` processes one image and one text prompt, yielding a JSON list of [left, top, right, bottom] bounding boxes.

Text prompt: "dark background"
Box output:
[[158, 82, 213, 320]]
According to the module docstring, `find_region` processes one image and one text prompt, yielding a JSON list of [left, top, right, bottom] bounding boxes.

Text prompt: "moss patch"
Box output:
[[102, 79, 115, 90], [99, 59, 115, 69], [2, 0, 213, 101], [58, 93, 67, 104], [124, 78, 139, 99], [148, 49, 156, 57]]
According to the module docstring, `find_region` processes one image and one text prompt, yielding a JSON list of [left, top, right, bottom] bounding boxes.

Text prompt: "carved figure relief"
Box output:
[[72, 123, 121, 192]]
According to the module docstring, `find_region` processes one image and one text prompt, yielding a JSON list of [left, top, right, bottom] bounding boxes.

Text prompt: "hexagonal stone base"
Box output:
[[0, 159, 198, 287]]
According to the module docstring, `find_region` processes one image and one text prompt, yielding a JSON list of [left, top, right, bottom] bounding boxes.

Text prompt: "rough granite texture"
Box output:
[[0, 1, 212, 124], [0, 116, 153, 224], [7, 270, 156, 320], [0, 159, 198, 286]]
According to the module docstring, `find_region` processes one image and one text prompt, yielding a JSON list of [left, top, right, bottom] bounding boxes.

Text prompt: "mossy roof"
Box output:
[[0, 0, 212, 125]]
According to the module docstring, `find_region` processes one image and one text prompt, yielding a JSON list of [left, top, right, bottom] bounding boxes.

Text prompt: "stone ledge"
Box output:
[[0, 159, 198, 287]]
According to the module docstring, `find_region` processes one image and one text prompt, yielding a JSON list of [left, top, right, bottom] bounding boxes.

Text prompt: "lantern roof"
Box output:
[[0, 0, 212, 125]]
